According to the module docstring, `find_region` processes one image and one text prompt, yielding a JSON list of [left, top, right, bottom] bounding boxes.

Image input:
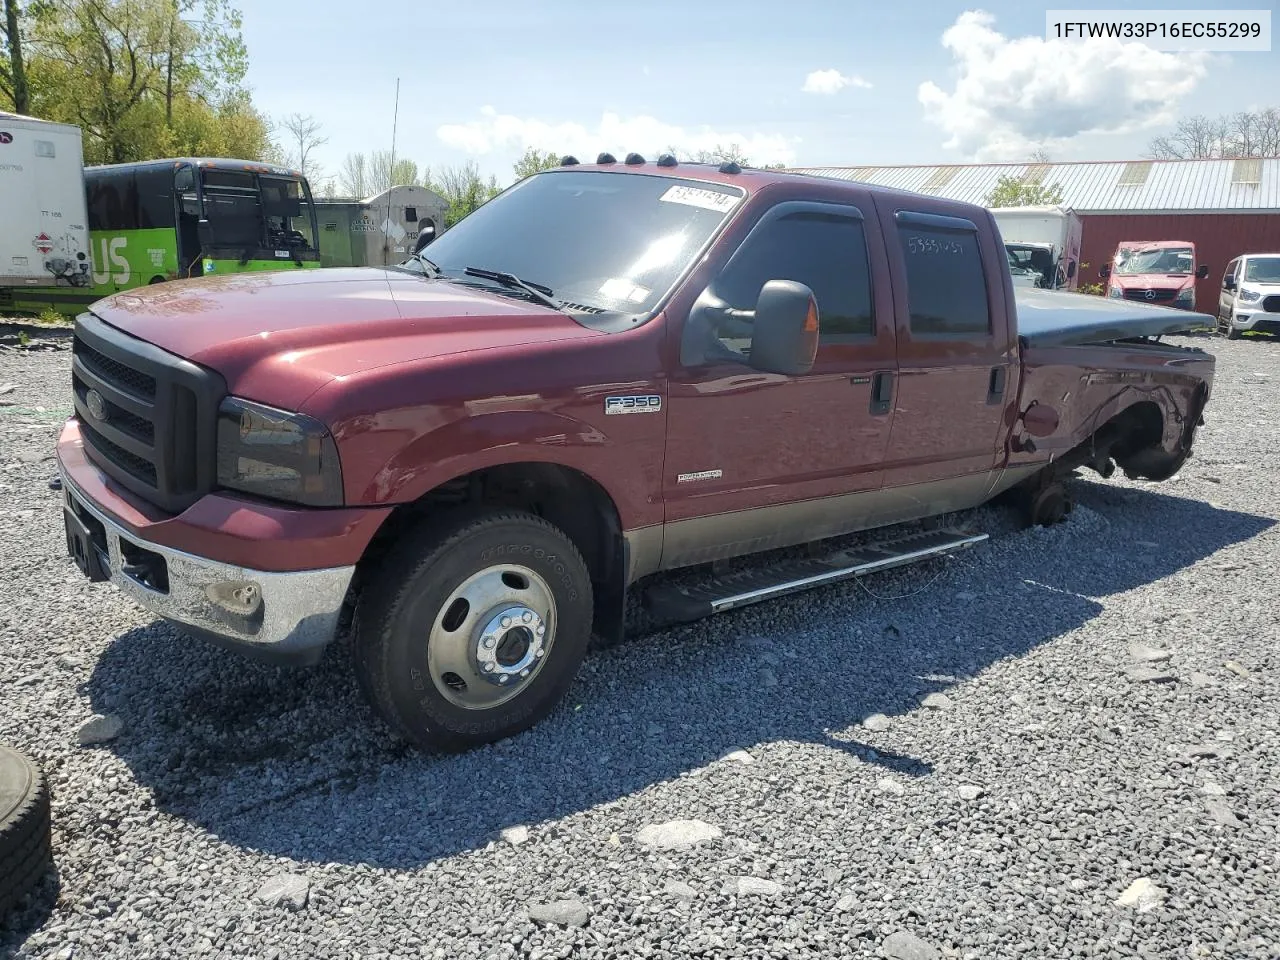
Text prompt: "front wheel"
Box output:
[[353, 510, 594, 752]]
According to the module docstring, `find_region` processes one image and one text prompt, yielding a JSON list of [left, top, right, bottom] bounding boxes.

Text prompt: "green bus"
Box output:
[[3, 157, 321, 317]]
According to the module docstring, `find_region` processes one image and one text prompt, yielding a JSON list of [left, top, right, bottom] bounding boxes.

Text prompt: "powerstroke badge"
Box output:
[[604, 395, 662, 415]]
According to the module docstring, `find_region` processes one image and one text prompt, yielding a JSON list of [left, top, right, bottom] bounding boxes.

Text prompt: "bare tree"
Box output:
[[1027, 147, 1052, 162], [1148, 108, 1280, 159], [368, 149, 418, 194], [279, 112, 327, 179], [338, 152, 368, 197]]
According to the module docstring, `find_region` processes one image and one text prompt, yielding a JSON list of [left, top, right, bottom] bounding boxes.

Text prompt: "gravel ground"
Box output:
[[1, 332, 1278, 960]]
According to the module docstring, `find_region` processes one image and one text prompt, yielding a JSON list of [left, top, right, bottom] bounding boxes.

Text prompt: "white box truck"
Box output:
[[990, 205, 1083, 292], [0, 112, 91, 293]]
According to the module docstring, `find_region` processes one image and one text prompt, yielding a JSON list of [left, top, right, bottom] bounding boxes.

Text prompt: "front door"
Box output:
[[661, 196, 898, 569], [1220, 258, 1240, 321]]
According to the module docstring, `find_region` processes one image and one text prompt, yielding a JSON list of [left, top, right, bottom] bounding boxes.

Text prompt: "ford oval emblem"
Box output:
[[85, 389, 108, 422]]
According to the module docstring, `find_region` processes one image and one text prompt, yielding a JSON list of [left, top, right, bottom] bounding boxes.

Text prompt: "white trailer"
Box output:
[[0, 112, 91, 291], [990, 205, 1083, 292]]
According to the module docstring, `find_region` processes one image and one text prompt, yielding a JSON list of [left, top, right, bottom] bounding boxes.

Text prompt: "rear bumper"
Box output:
[[55, 419, 382, 665]]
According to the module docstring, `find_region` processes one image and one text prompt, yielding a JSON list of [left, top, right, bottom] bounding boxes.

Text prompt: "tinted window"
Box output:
[[86, 169, 138, 232], [897, 219, 990, 336], [713, 210, 874, 340], [203, 169, 256, 190], [135, 168, 175, 229]]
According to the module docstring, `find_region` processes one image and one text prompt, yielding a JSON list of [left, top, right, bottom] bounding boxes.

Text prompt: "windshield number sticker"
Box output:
[[605, 395, 662, 416], [659, 185, 738, 213]]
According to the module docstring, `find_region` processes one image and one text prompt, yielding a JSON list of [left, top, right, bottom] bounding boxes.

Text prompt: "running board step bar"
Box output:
[[643, 528, 988, 623]]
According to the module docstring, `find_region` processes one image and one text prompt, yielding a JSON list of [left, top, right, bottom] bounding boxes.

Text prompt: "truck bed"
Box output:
[[1015, 287, 1215, 348]]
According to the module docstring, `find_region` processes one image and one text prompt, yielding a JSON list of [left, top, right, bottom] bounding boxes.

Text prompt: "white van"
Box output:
[[1219, 253, 1280, 339]]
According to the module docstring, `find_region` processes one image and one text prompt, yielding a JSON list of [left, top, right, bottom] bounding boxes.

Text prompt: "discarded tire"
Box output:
[[0, 744, 52, 921]]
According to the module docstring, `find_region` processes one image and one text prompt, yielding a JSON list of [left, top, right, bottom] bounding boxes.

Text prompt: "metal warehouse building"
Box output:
[[791, 158, 1280, 313]]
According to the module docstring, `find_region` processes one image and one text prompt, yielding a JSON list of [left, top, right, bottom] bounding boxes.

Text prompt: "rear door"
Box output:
[[661, 191, 898, 568], [873, 202, 1017, 496]]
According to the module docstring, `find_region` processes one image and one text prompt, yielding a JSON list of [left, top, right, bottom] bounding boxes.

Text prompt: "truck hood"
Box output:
[[89, 267, 604, 409], [1109, 273, 1195, 291], [1015, 287, 1215, 347]]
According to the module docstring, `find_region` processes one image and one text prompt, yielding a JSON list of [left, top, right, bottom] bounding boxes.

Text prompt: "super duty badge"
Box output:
[[605, 395, 662, 415]]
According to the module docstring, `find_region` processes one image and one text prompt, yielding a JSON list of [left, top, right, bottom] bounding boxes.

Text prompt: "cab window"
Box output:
[[684, 206, 874, 364], [895, 213, 991, 337]]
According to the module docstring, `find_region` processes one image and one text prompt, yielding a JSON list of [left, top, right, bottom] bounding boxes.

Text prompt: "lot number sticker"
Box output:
[[660, 185, 739, 213]]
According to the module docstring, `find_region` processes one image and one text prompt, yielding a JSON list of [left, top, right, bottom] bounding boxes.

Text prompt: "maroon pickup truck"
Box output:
[[55, 156, 1216, 752]]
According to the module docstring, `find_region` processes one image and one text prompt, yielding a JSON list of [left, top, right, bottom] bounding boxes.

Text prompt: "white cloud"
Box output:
[[918, 10, 1208, 160], [436, 107, 798, 166], [801, 69, 872, 95]]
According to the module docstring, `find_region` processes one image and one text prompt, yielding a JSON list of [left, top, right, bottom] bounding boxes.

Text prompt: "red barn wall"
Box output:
[[1078, 212, 1280, 313]]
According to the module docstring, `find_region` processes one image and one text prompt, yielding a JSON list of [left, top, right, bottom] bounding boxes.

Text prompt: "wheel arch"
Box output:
[[344, 460, 630, 648]]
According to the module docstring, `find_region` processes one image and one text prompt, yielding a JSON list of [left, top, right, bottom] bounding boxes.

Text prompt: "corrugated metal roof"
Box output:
[[789, 158, 1280, 213]]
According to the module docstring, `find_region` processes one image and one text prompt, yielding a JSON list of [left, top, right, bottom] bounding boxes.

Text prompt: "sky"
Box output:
[[241, 1, 1279, 191]]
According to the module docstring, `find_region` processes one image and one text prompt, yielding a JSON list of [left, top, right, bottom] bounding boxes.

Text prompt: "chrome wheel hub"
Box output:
[[475, 605, 547, 685], [426, 564, 556, 710]]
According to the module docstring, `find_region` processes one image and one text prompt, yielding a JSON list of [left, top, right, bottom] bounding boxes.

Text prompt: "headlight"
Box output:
[[1175, 288, 1194, 304], [1238, 287, 1262, 303], [216, 397, 344, 506], [1108, 286, 1123, 298]]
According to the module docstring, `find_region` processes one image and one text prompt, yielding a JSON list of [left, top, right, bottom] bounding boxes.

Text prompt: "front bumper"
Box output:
[[1230, 312, 1280, 335], [56, 428, 363, 666]]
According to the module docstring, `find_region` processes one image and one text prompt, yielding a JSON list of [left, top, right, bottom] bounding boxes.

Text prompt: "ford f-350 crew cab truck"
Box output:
[[55, 156, 1217, 752]]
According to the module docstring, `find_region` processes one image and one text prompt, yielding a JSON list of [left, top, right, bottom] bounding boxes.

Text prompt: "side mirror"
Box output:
[[1066, 260, 1077, 279], [1224, 275, 1237, 291], [1099, 263, 1111, 279], [1196, 264, 1210, 279], [748, 280, 819, 376]]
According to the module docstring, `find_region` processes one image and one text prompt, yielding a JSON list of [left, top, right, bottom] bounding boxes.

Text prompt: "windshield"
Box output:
[[1244, 257, 1280, 283], [199, 169, 317, 253], [400, 170, 745, 320], [261, 176, 317, 251], [1114, 246, 1194, 276]]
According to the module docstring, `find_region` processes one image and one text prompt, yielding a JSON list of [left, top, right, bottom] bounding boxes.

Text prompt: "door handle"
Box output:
[[870, 371, 894, 416], [987, 365, 1007, 405]]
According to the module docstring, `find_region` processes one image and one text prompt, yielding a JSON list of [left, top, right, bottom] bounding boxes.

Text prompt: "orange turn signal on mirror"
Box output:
[[803, 298, 819, 333]]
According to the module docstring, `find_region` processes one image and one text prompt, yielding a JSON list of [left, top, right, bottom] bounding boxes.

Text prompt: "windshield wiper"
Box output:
[[404, 251, 442, 277], [464, 266, 562, 312]]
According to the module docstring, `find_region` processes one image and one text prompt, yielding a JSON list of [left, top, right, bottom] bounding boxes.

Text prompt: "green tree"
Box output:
[[23, 0, 262, 163], [512, 146, 559, 180], [985, 173, 1065, 207], [1, 0, 31, 113]]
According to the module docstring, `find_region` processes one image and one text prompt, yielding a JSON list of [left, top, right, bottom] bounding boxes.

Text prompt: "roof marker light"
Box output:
[[656, 154, 678, 167], [560, 155, 580, 166], [597, 152, 617, 164], [624, 152, 645, 165], [719, 161, 742, 175]]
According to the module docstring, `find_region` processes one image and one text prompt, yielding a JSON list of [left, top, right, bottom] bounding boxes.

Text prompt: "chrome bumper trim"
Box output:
[[60, 466, 354, 659]]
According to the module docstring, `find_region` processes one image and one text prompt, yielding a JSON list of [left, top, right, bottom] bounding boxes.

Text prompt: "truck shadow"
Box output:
[[84, 482, 1272, 869]]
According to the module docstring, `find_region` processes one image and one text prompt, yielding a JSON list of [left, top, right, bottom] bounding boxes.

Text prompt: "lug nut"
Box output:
[[483, 663, 495, 672], [501, 616, 511, 629], [498, 675, 509, 684], [520, 669, 530, 678], [535, 649, 545, 658], [536, 624, 545, 636], [484, 636, 496, 648], [522, 611, 532, 623]]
